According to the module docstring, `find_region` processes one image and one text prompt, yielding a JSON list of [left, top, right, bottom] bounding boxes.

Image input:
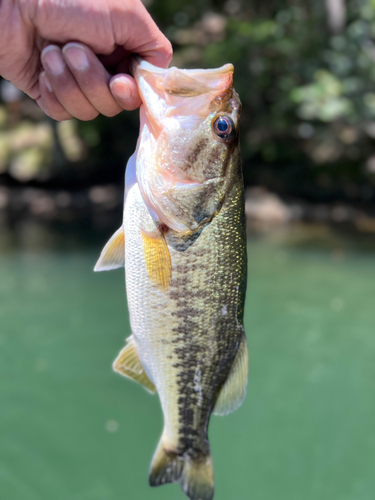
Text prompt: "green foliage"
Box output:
[[2, 0, 375, 202], [160, 0, 375, 197], [290, 70, 354, 122]]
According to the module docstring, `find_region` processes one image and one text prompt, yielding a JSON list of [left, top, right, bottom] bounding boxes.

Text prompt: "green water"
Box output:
[[1, 223, 374, 500]]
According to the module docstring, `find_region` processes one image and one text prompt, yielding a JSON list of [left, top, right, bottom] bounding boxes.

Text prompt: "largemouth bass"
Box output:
[[95, 59, 248, 500]]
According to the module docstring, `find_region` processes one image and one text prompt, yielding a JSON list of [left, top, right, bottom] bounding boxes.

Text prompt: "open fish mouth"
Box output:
[[131, 58, 241, 233], [131, 58, 235, 137]]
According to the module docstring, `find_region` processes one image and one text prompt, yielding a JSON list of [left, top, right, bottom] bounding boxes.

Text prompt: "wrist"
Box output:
[[0, 0, 36, 96]]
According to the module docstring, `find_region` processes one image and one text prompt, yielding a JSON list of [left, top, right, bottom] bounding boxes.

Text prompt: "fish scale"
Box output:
[[125, 176, 246, 457], [95, 59, 248, 500]]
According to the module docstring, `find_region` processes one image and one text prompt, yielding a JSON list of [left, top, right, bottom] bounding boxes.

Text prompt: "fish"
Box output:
[[94, 58, 248, 500]]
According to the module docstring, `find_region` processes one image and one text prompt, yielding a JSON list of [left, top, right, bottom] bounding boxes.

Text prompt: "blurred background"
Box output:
[[1, 1, 375, 499]]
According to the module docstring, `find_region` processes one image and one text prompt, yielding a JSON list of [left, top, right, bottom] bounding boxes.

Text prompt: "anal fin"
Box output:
[[213, 334, 248, 416], [141, 229, 171, 291], [113, 337, 156, 394], [94, 226, 125, 272]]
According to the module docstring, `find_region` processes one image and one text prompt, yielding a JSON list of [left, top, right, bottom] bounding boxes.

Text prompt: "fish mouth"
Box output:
[[131, 57, 233, 96], [131, 58, 239, 233], [131, 58, 234, 137]]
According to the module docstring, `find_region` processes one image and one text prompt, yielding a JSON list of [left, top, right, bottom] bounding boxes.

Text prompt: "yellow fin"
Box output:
[[141, 229, 171, 291], [113, 337, 156, 394], [94, 226, 125, 272], [213, 334, 248, 416]]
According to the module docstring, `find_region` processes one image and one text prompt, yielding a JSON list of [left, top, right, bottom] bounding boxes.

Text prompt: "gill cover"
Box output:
[[132, 59, 240, 233]]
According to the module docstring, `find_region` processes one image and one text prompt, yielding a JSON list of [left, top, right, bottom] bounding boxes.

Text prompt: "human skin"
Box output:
[[0, 0, 172, 120]]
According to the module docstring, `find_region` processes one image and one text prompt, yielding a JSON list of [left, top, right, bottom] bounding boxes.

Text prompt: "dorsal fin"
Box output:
[[213, 334, 248, 416], [94, 226, 125, 272], [113, 337, 156, 394], [141, 229, 171, 291]]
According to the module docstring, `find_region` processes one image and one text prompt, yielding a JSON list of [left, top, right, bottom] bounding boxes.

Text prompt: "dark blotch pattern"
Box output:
[[166, 180, 247, 460]]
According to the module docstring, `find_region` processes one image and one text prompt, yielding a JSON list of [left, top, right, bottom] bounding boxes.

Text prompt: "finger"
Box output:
[[41, 45, 99, 121], [37, 71, 73, 121], [62, 42, 123, 117], [134, 34, 173, 69], [109, 74, 142, 111], [111, 0, 173, 69]]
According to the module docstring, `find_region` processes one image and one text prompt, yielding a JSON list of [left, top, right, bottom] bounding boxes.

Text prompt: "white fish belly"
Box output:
[[124, 183, 182, 444], [124, 181, 246, 450]]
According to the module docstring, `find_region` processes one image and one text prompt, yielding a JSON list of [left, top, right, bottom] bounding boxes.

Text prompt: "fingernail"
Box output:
[[41, 71, 53, 92], [63, 44, 89, 71], [42, 46, 65, 75], [110, 77, 132, 100]]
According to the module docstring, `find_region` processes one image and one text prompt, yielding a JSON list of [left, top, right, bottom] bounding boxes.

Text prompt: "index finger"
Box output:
[[110, 1, 172, 69]]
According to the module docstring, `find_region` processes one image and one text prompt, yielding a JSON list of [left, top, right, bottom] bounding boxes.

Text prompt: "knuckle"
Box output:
[[37, 92, 73, 121], [50, 108, 73, 121], [47, 109, 72, 121], [79, 110, 99, 121]]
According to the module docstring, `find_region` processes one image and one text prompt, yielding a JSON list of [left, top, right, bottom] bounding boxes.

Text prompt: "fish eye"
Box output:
[[213, 116, 235, 141]]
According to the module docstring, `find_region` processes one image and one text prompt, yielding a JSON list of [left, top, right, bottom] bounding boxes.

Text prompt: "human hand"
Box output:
[[0, 0, 172, 121], [39, 43, 148, 121]]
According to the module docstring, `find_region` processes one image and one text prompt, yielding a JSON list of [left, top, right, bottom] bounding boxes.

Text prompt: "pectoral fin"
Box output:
[[94, 226, 125, 272], [141, 229, 171, 291], [113, 337, 156, 394], [213, 334, 248, 416]]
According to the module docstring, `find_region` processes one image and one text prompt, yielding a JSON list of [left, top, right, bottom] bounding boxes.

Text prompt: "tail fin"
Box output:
[[181, 455, 214, 500], [149, 435, 214, 500]]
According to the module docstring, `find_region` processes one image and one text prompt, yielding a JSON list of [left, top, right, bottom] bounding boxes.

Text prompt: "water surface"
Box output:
[[1, 222, 374, 500]]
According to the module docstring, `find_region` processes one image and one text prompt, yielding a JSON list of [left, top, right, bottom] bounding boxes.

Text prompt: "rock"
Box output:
[[245, 187, 292, 227]]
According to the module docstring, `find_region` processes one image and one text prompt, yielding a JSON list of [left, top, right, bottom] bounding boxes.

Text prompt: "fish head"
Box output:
[[132, 58, 242, 232]]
